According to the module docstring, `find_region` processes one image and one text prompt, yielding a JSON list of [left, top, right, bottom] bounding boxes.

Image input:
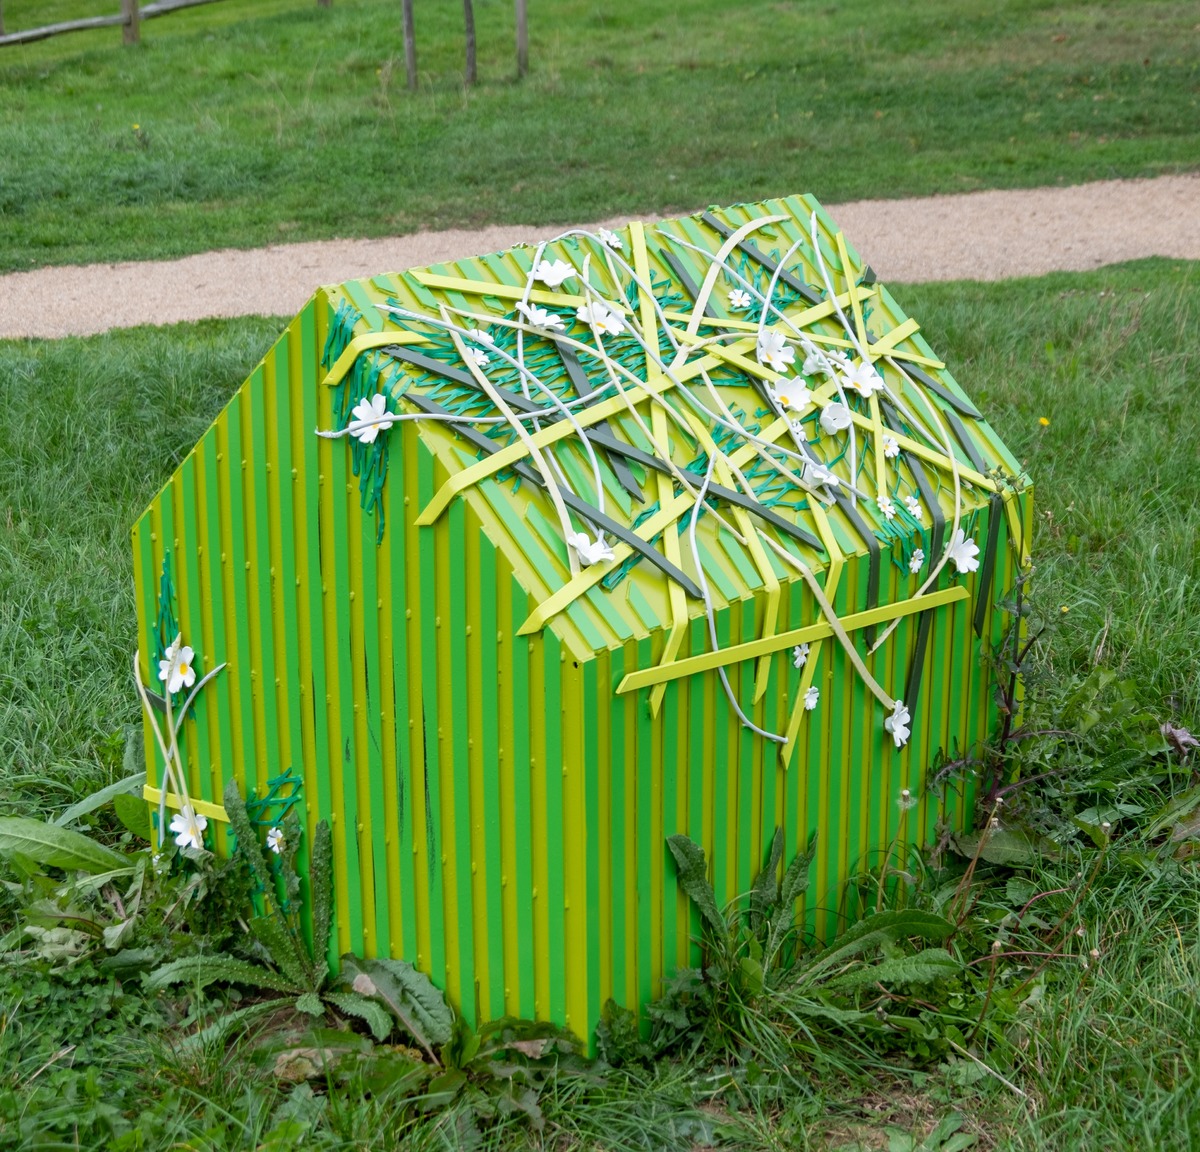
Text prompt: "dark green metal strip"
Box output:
[[698, 212, 822, 305], [906, 454, 946, 558], [400, 391, 704, 600], [944, 408, 989, 475], [659, 250, 720, 320], [903, 364, 982, 419], [553, 340, 645, 504], [905, 609, 934, 714], [972, 494, 1003, 639], [831, 491, 880, 646]]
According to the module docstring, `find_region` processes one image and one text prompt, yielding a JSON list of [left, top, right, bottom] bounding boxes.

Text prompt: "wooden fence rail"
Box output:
[[0, 0, 328, 49]]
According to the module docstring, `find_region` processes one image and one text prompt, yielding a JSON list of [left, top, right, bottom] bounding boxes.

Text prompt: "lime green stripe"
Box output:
[[416, 441, 447, 985], [710, 606, 732, 907], [686, 617, 706, 968], [510, 578, 535, 1019], [635, 635, 654, 1012], [581, 657, 602, 1043], [174, 460, 215, 806], [607, 645, 629, 1010], [660, 672, 679, 989], [247, 367, 282, 800], [477, 534, 505, 1016], [447, 499, 476, 1021], [270, 336, 306, 797], [543, 631, 566, 1023], [736, 598, 755, 897]]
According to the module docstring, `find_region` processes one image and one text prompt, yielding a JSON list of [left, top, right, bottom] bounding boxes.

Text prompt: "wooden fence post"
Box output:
[[463, 0, 476, 86], [515, 0, 527, 77], [317, 0, 330, 8], [121, 0, 140, 44], [402, 0, 416, 91]]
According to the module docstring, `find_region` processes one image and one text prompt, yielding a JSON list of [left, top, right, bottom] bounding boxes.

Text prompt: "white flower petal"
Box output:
[[534, 259, 576, 289], [792, 643, 809, 669], [567, 532, 614, 567], [598, 228, 623, 250], [947, 528, 981, 574], [882, 435, 900, 459], [803, 686, 820, 711], [819, 402, 853, 436], [756, 331, 796, 374]]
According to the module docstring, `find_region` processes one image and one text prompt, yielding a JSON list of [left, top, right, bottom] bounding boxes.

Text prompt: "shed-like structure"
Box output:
[[133, 195, 1031, 1040]]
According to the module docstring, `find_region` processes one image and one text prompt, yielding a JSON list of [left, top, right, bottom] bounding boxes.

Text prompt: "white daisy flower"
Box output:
[[946, 528, 981, 574], [802, 352, 831, 378], [804, 686, 820, 711], [819, 402, 853, 436], [756, 331, 796, 374], [466, 346, 490, 368], [598, 228, 623, 250], [792, 643, 809, 669], [878, 495, 896, 520], [904, 495, 923, 521], [158, 635, 196, 696], [844, 359, 884, 397], [516, 302, 566, 331], [575, 301, 624, 336], [533, 259, 575, 289], [728, 288, 752, 310], [767, 378, 811, 414], [909, 548, 925, 574], [884, 700, 911, 748], [882, 435, 900, 459], [349, 393, 391, 444], [805, 461, 841, 488], [567, 532, 614, 566], [169, 806, 207, 851], [266, 826, 286, 855]]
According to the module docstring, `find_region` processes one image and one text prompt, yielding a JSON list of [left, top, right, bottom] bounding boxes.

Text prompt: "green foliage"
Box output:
[[1, 1, 1198, 271], [338, 954, 454, 1059], [0, 815, 131, 874]]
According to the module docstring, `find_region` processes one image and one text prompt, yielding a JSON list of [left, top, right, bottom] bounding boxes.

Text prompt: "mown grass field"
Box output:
[[1, 0, 1198, 271], [2, 259, 1198, 1149]]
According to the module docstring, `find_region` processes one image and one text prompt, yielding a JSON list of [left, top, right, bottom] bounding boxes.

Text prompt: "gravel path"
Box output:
[[2, 174, 1197, 340]]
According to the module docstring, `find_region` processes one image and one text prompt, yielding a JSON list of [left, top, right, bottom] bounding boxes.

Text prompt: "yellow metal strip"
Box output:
[[415, 372, 680, 527], [143, 786, 230, 824], [780, 640, 821, 770], [320, 331, 428, 389], [869, 317, 920, 358], [616, 587, 969, 694], [411, 271, 621, 314], [516, 412, 800, 636]]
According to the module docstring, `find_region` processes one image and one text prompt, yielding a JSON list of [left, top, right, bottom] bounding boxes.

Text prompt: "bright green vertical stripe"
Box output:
[[132, 519, 160, 842], [736, 598, 755, 898], [582, 657, 602, 1045], [416, 441, 446, 986], [174, 459, 215, 807], [445, 498, 476, 1021], [384, 424, 417, 961], [635, 636, 654, 1013], [711, 607, 732, 908], [510, 578, 535, 1019], [660, 673, 679, 994], [246, 367, 281, 802], [271, 336, 305, 779], [476, 531, 505, 1019], [607, 645, 629, 1014], [316, 300, 361, 957], [298, 302, 336, 958], [542, 632, 566, 1025], [687, 616, 707, 969]]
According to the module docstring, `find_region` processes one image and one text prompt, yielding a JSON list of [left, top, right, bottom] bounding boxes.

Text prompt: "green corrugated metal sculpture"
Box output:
[[132, 194, 1032, 1042]]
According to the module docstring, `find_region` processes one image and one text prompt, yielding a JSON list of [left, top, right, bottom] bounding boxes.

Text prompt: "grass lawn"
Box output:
[[2, 258, 1198, 1149], [1, 0, 1198, 272]]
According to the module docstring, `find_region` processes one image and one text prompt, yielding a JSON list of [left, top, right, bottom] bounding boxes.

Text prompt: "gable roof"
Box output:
[[315, 194, 1024, 661]]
